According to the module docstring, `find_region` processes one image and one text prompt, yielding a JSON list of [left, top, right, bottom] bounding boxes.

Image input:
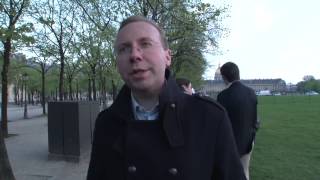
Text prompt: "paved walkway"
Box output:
[[5, 115, 90, 180]]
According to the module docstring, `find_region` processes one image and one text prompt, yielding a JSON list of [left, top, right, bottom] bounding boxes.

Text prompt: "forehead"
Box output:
[[116, 21, 161, 45]]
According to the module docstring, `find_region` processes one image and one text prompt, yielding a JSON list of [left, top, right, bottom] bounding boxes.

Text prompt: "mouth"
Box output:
[[130, 68, 149, 79], [131, 69, 147, 75]]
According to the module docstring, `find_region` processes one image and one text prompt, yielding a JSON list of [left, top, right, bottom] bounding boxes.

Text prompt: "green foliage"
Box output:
[[45, 65, 60, 93], [119, 0, 227, 85], [0, 0, 33, 46], [252, 96, 320, 180], [38, 17, 54, 26], [2, 0, 229, 97], [297, 78, 320, 93]]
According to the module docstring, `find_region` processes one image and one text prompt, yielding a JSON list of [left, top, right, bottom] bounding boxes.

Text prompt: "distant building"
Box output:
[[200, 65, 287, 98], [214, 63, 223, 81]]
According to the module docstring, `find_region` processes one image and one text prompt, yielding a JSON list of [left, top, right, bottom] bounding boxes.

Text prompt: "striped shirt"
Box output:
[[131, 94, 159, 120]]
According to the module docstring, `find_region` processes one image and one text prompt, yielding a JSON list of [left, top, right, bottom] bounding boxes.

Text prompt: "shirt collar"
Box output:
[[131, 93, 159, 120]]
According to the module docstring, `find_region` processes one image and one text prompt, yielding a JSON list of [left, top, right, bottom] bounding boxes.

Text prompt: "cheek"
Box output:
[[116, 60, 127, 75]]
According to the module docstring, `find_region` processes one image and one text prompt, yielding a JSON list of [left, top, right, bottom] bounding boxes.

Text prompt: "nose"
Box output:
[[129, 46, 142, 63]]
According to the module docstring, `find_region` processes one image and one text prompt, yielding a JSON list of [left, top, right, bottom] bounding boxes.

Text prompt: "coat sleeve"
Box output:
[[212, 113, 247, 180], [87, 114, 106, 180]]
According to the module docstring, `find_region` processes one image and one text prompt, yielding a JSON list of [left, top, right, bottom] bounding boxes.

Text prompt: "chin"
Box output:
[[130, 82, 151, 91]]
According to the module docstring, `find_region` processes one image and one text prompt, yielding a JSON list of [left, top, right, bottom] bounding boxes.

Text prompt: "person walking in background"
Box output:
[[217, 62, 259, 180], [87, 16, 246, 180], [176, 78, 194, 95]]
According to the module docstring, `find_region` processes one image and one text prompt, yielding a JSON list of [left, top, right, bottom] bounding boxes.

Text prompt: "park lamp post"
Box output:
[[23, 73, 29, 119]]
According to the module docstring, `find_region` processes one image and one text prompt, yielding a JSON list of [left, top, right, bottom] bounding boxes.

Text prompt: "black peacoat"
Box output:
[[217, 81, 258, 156], [87, 72, 246, 180]]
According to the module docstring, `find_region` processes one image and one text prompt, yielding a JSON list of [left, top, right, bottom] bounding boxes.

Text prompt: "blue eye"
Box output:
[[118, 46, 131, 54], [141, 41, 152, 48]]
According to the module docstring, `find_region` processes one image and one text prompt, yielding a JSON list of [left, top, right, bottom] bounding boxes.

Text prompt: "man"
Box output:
[[217, 62, 259, 180], [176, 78, 194, 95], [87, 16, 246, 180]]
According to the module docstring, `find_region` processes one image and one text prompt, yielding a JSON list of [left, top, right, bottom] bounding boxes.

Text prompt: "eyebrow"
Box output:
[[117, 42, 131, 48], [138, 37, 154, 43], [117, 37, 155, 46]]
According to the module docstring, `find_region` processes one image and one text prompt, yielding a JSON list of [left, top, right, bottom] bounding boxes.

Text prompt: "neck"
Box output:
[[132, 91, 159, 110]]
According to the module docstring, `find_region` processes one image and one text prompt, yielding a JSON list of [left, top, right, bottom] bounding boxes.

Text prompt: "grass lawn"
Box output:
[[251, 95, 320, 180]]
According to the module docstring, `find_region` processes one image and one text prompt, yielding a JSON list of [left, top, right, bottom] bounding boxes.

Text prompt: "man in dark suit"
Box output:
[[217, 62, 259, 180]]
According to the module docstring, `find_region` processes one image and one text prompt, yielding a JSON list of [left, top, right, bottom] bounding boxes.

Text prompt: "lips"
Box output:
[[131, 69, 146, 74], [130, 68, 148, 79]]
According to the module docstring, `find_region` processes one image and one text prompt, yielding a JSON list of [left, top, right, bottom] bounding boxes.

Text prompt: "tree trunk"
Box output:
[[92, 74, 97, 101], [88, 78, 92, 101], [76, 80, 79, 100], [91, 67, 97, 101], [41, 70, 46, 114], [101, 76, 107, 109], [0, 39, 15, 180], [59, 57, 64, 101], [0, 130, 15, 180], [58, 40, 65, 101], [31, 91, 34, 105], [55, 88, 58, 101], [14, 86, 18, 105], [20, 83, 23, 106], [68, 78, 73, 101], [1, 40, 11, 137]]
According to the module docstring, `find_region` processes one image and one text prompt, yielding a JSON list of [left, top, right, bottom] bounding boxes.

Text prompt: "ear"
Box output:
[[165, 49, 172, 68]]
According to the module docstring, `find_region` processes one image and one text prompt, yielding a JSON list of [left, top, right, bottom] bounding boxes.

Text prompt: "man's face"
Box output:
[[115, 21, 171, 94]]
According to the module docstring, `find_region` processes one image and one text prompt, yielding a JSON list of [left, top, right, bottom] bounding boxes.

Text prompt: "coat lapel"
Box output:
[[159, 71, 185, 147], [110, 69, 185, 149]]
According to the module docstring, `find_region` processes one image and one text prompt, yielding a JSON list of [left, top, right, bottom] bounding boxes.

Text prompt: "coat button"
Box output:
[[168, 168, 178, 175], [170, 103, 176, 108], [128, 166, 136, 173]]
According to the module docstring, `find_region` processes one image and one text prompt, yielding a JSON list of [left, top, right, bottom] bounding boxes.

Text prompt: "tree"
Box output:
[[0, 129, 14, 180], [65, 55, 80, 100], [297, 76, 320, 93], [1, 1, 33, 178], [0, 0, 32, 134], [8, 53, 29, 105], [34, 0, 76, 101], [72, 2, 120, 101], [73, 0, 227, 91], [123, 0, 226, 87], [45, 64, 60, 100], [29, 44, 56, 114], [303, 75, 315, 81]]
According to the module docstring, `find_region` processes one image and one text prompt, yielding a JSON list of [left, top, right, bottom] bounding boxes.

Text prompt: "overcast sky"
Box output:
[[204, 0, 320, 84]]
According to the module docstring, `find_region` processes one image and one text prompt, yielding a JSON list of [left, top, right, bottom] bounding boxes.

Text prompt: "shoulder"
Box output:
[[192, 94, 226, 113], [94, 108, 111, 126], [239, 83, 256, 95], [95, 103, 123, 126], [217, 88, 228, 101], [93, 106, 125, 136]]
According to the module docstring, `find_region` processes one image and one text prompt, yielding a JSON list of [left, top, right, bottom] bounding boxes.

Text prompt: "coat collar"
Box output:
[[109, 69, 185, 147], [226, 80, 240, 89]]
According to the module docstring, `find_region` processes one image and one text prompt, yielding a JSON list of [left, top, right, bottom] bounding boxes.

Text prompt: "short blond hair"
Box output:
[[117, 15, 169, 50]]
